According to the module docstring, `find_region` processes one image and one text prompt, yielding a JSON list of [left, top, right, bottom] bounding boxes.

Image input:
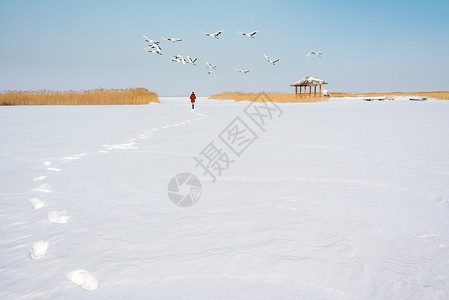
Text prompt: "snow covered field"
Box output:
[[1, 97, 449, 299]]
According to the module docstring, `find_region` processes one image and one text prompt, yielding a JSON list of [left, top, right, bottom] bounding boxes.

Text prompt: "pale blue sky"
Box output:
[[0, 0, 448, 95]]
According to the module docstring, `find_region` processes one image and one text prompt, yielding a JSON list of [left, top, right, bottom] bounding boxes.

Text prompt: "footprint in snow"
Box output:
[[33, 175, 47, 181], [31, 183, 52, 193], [30, 240, 49, 260], [29, 197, 45, 210], [47, 211, 70, 223], [67, 270, 99, 290], [61, 153, 86, 160], [102, 142, 137, 151], [47, 167, 61, 172]]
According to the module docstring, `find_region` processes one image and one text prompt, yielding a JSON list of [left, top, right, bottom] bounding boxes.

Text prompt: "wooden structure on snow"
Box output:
[[291, 76, 328, 97]]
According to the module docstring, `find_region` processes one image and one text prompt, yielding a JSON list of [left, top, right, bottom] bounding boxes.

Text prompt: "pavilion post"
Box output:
[[319, 85, 322, 96]]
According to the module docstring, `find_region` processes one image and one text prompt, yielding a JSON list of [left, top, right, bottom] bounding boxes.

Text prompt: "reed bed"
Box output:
[[210, 92, 326, 103], [0, 88, 159, 106], [330, 91, 449, 100]]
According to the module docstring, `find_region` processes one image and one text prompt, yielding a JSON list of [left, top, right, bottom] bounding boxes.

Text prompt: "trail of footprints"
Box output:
[[99, 111, 205, 154], [27, 110, 206, 291]]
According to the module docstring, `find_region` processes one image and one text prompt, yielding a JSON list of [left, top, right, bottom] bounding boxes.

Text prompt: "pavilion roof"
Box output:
[[290, 76, 327, 86]]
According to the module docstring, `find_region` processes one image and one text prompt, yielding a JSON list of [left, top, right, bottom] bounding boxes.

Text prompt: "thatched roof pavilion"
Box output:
[[291, 76, 328, 96]]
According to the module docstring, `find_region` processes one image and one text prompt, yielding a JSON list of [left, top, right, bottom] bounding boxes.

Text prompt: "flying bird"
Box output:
[[142, 34, 160, 45], [174, 55, 186, 64], [162, 37, 183, 43], [206, 71, 217, 77], [205, 61, 216, 70], [235, 68, 250, 74], [145, 48, 162, 55], [186, 56, 197, 66], [146, 44, 160, 50], [237, 30, 258, 38], [306, 51, 323, 58], [145, 45, 162, 55], [264, 54, 280, 65], [170, 55, 185, 64], [202, 30, 223, 39]]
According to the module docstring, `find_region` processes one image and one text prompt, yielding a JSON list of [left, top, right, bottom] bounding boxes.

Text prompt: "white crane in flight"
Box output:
[[264, 54, 280, 65], [202, 30, 223, 39], [237, 30, 258, 38], [162, 37, 183, 43]]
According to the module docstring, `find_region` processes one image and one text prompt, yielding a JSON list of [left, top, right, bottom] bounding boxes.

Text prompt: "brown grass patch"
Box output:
[[330, 91, 449, 100], [209, 92, 326, 103], [0, 88, 159, 106]]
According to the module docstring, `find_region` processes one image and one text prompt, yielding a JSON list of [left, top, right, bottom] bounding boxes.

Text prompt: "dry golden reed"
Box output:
[[210, 92, 326, 103], [330, 91, 449, 100], [0, 88, 159, 106]]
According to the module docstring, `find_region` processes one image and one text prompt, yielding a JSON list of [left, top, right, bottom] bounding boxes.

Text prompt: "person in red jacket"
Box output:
[[190, 92, 196, 109]]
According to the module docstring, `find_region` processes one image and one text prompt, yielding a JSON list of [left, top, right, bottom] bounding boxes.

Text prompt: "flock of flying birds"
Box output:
[[142, 30, 323, 77]]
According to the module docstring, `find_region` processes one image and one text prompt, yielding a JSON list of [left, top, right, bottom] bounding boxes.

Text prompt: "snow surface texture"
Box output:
[[0, 97, 449, 299]]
